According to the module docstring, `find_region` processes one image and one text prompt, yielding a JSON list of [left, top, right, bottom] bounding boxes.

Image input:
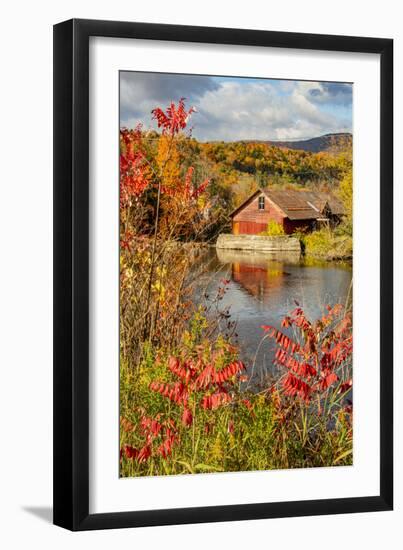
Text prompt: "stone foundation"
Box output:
[[216, 233, 301, 252]]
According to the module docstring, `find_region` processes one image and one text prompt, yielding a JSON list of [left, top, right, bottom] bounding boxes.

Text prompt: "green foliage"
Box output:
[[301, 161, 352, 260], [303, 225, 352, 260], [120, 307, 353, 478]]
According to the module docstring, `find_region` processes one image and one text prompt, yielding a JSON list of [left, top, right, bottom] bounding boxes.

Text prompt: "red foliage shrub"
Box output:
[[151, 98, 195, 136], [121, 414, 179, 464], [263, 304, 352, 404], [181, 407, 193, 427], [149, 355, 246, 423], [121, 351, 247, 465], [201, 391, 232, 410], [119, 125, 149, 207], [119, 99, 210, 221]]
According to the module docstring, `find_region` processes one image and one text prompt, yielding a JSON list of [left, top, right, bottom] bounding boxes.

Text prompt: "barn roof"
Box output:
[[298, 191, 344, 216], [230, 188, 344, 220]]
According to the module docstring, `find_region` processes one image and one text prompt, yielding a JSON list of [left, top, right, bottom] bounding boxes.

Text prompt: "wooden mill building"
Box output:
[[230, 188, 344, 235]]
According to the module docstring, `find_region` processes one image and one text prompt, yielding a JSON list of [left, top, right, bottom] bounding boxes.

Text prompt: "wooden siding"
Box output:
[[232, 192, 287, 234], [232, 220, 267, 234], [283, 218, 315, 234], [231, 191, 320, 235]]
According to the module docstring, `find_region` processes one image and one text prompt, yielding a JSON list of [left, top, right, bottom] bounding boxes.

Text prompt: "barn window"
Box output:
[[258, 196, 265, 210]]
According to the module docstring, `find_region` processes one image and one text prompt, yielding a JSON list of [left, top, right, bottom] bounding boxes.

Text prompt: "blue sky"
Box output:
[[120, 72, 352, 142]]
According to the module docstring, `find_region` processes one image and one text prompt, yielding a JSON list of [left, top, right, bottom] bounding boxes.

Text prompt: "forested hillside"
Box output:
[[263, 132, 352, 153], [123, 126, 352, 249], [153, 131, 353, 212]]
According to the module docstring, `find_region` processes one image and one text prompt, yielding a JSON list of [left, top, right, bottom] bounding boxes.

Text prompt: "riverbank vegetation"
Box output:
[[120, 301, 353, 477], [302, 167, 353, 260], [119, 100, 353, 477], [302, 223, 352, 260]]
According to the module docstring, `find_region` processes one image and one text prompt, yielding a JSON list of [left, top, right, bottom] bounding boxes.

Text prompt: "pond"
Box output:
[[193, 247, 352, 386]]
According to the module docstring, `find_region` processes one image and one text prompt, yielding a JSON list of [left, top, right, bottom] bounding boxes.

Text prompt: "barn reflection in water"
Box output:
[[217, 248, 301, 304]]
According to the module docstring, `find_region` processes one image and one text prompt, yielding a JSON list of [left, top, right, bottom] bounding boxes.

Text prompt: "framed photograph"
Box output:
[[53, 19, 393, 530]]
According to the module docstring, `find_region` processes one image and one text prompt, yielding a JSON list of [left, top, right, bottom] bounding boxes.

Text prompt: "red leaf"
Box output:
[[181, 407, 193, 427]]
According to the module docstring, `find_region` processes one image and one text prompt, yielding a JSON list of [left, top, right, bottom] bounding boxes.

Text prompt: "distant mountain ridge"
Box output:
[[264, 133, 352, 153]]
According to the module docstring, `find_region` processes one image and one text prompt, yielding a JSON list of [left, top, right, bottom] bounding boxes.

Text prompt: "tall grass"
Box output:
[[301, 223, 352, 260], [120, 304, 353, 477]]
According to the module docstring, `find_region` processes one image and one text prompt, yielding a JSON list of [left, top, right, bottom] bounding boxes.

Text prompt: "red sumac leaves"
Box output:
[[264, 305, 352, 404]]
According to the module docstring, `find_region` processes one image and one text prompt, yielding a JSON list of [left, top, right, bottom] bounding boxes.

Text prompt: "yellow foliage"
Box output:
[[338, 168, 353, 219], [156, 135, 180, 187], [261, 220, 285, 236]]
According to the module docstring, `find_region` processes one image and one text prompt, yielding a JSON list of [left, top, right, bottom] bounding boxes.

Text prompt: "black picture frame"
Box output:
[[53, 18, 393, 531]]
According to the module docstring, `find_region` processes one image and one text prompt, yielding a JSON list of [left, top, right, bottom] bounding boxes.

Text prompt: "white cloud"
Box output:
[[194, 80, 348, 141], [120, 73, 352, 141]]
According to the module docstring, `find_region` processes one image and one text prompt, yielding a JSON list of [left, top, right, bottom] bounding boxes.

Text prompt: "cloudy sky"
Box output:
[[120, 71, 352, 142]]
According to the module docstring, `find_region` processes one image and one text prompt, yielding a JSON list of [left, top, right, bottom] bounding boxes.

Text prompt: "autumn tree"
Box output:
[[338, 167, 353, 220], [156, 134, 181, 189]]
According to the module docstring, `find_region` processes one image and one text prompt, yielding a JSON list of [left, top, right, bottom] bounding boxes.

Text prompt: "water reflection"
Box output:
[[196, 247, 352, 385], [229, 253, 296, 302]]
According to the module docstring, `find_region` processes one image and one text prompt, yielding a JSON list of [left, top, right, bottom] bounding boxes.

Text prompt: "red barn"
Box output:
[[230, 188, 344, 235]]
